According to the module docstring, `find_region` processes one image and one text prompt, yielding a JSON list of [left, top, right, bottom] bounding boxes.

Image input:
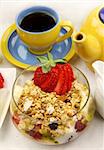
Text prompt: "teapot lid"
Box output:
[[99, 7, 104, 23]]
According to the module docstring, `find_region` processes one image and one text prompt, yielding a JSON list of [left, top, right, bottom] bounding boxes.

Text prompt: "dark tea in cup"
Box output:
[[20, 12, 56, 32]]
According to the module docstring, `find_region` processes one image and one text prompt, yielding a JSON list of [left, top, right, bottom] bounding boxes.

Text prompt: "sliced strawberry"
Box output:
[[61, 65, 68, 95], [33, 62, 74, 95], [0, 73, 4, 88], [38, 66, 59, 92], [66, 64, 75, 82], [65, 64, 74, 91], [54, 65, 65, 95], [40, 73, 51, 92], [47, 66, 59, 92], [34, 67, 49, 86], [0, 80, 3, 88], [34, 65, 59, 93], [0, 73, 4, 82]]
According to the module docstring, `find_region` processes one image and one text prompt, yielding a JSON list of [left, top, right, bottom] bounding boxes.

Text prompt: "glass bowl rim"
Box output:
[[12, 64, 90, 118]]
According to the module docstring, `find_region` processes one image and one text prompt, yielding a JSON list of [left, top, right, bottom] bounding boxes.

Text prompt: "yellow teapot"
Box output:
[[73, 6, 104, 69]]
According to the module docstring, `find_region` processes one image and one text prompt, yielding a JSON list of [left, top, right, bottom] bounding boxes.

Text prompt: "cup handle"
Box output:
[[55, 20, 73, 43]]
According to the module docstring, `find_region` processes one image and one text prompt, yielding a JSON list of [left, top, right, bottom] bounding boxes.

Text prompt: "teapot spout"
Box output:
[[73, 32, 86, 43], [73, 32, 102, 63], [73, 32, 89, 62]]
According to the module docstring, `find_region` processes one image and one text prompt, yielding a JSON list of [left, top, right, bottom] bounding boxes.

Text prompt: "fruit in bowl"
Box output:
[[10, 53, 95, 145], [0, 68, 16, 128], [0, 73, 4, 88]]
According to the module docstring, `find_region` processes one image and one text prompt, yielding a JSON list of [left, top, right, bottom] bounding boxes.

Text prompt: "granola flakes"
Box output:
[[11, 79, 95, 144]]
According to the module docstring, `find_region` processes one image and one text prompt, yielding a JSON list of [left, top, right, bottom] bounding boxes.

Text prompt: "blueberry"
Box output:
[[64, 99, 70, 103], [49, 123, 58, 130], [54, 141, 59, 144]]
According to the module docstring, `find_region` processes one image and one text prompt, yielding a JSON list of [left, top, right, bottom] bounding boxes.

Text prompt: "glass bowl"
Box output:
[[10, 64, 95, 145]]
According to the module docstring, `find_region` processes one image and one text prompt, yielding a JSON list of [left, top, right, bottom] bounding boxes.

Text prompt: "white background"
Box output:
[[0, 0, 104, 150]]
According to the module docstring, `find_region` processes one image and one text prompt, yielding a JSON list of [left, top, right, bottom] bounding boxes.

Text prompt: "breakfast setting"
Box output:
[[0, 0, 104, 149]]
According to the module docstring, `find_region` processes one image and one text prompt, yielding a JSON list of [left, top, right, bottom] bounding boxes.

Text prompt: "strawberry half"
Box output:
[[54, 64, 65, 95], [0, 73, 4, 88]]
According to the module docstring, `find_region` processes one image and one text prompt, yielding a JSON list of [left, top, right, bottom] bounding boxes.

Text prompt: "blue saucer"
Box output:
[[1, 24, 75, 69]]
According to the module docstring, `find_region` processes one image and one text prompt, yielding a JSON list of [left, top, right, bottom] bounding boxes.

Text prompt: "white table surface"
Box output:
[[0, 0, 104, 150]]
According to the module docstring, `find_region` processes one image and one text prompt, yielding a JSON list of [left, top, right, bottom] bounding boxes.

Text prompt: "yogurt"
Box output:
[[92, 61, 104, 119]]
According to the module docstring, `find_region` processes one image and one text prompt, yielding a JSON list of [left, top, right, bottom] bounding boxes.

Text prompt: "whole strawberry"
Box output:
[[33, 53, 75, 95]]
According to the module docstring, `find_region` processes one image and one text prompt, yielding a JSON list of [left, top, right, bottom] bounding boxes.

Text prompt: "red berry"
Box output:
[[12, 114, 20, 125], [34, 65, 59, 93], [40, 73, 51, 91], [28, 124, 42, 139], [45, 66, 59, 92], [33, 63, 74, 95], [66, 64, 75, 81], [0, 73, 4, 82], [33, 132, 42, 140], [54, 65, 65, 95], [61, 65, 69, 95], [75, 120, 86, 132], [29, 131, 42, 140], [34, 67, 49, 86], [55, 63, 74, 95], [0, 80, 4, 88], [0, 73, 4, 88], [65, 64, 74, 91]]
